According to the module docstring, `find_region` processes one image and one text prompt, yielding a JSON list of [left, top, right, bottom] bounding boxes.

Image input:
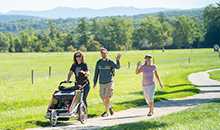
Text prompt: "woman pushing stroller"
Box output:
[[46, 51, 90, 126], [66, 51, 90, 107], [49, 51, 90, 107]]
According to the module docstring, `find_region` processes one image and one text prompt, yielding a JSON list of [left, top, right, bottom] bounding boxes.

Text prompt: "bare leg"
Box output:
[[149, 101, 154, 113], [144, 93, 154, 115], [103, 97, 110, 113]]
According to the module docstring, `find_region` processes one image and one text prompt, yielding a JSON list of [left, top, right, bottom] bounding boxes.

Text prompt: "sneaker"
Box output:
[[101, 112, 109, 117], [147, 112, 153, 117], [109, 107, 114, 115]]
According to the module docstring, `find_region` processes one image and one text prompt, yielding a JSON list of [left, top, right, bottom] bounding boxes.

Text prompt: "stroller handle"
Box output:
[[59, 81, 73, 86]]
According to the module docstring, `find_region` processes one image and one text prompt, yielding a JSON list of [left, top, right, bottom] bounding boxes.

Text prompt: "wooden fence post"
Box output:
[[31, 70, 34, 84], [49, 66, 52, 78]]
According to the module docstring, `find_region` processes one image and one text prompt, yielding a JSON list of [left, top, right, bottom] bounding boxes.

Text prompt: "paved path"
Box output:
[[27, 69, 220, 130]]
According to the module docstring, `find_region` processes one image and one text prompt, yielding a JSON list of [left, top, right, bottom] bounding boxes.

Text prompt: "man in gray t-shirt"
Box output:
[[93, 47, 121, 117]]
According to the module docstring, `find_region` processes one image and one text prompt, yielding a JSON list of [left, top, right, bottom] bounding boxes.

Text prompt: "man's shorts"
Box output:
[[99, 82, 113, 99]]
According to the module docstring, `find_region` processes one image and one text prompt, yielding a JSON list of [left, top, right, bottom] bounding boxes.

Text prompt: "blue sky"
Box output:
[[0, 0, 217, 12]]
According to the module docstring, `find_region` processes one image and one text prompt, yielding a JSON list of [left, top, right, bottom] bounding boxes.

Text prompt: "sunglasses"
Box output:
[[144, 57, 152, 59], [75, 55, 81, 58]]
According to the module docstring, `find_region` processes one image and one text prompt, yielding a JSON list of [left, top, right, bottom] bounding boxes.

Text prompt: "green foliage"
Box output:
[[0, 5, 219, 52], [204, 3, 220, 47], [87, 37, 102, 51], [67, 45, 77, 52], [133, 16, 173, 49], [172, 16, 203, 48], [79, 45, 87, 52], [76, 18, 90, 48], [0, 32, 10, 52], [93, 17, 133, 50]]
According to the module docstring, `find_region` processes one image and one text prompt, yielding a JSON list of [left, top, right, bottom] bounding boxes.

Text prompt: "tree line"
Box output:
[[0, 3, 219, 52]]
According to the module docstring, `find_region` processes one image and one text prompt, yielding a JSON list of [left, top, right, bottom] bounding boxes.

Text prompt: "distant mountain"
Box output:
[[134, 8, 204, 20], [0, 7, 204, 32], [0, 8, 203, 23], [6, 7, 168, 19], [0, 14, 41, 22]]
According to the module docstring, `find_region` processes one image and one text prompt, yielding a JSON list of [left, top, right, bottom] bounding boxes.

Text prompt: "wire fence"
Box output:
[[0, 50, 219, 85]]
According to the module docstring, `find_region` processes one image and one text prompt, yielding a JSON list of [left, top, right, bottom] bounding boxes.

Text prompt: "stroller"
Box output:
[[45, 72, 88, 127]]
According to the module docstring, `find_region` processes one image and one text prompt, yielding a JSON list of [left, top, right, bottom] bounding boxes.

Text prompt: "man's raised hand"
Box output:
[[116, 53, 122, 61]]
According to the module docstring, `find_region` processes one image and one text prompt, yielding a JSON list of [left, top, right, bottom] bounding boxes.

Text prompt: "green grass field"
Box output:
[[102, 100, 220, 130], [209, 70, 220, 81], [0, 49, 220, 130]]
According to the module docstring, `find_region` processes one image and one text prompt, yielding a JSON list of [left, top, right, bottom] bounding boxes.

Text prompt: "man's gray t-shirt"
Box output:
[[93, 58, 120, 85]]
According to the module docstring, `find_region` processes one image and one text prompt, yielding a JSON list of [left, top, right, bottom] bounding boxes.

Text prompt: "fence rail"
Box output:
[[0, 57, 195, 85]]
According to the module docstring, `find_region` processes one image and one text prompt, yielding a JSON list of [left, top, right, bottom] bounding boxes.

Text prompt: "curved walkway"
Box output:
[[27, 69, 220, 130]]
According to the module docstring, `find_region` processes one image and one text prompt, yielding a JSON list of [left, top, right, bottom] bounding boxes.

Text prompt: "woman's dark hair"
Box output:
[[73, 51, 85, 64]]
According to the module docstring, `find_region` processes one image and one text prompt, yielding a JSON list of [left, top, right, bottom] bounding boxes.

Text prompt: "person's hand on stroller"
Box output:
[[78, 85, 84, 90], [79, 70, 89, 77]]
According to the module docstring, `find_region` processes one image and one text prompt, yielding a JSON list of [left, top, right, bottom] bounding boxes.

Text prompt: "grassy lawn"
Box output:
[[102, 100, 220, 130], [0, 49, 220, 130], [209, 70, 220, 81]]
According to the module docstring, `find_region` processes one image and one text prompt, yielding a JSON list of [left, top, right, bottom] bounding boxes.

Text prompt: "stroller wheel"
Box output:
[[50, 110, 58, 127], [79, 103, 88, 124]]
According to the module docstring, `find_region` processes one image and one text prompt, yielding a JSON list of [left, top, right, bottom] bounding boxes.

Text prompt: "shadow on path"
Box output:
[[102, 121, 168, 130]]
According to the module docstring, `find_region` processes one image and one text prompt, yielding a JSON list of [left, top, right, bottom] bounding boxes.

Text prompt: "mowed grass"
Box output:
[[0, 49, 220, 130], [209, 70, 220, 81], [102, 100, 220, 130]]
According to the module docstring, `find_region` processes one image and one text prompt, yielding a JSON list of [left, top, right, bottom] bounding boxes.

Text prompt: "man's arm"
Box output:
[[93, 61, 100, 87], [110, 60, 120, 69], [111, 53, 121, 69]]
